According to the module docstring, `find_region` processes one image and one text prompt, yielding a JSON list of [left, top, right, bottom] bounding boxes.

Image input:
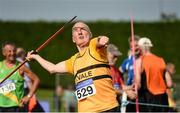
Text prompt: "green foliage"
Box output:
[[0, 20, 180, 88]]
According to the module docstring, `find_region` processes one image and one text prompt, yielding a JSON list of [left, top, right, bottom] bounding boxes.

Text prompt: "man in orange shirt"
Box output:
[[27, 21, 119, 112], [135, 37, 172, 112]]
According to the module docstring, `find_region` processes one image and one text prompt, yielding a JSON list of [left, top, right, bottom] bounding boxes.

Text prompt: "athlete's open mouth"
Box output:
[[79, 35, 84, 39]]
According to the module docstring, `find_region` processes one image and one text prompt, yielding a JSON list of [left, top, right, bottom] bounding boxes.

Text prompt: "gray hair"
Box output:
[[72, 21, 92, 38]]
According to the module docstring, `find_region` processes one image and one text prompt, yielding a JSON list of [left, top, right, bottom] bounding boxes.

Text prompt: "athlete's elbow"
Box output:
[[49, 65, 66, 74], [48, 67, 57, 74], [49, 69, 56, 74]]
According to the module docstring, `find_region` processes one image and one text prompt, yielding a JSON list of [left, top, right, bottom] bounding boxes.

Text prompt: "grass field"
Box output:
[[36, 88, 77, 112], [36, 87, 180, 112], [36, 89, 55, 112]]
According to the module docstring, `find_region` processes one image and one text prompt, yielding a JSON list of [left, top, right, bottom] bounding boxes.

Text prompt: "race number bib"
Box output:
[[75, 79, 96, 101], [0, 80, 16, 94]]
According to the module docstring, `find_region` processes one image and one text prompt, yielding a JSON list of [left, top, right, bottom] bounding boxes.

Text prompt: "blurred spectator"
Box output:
[[62, 85, 77, 112], [107, 44, 123, 94], [16, 47, 31, 92], [107, 44, 136, 103], [119, 35, 141, 112], [119, 35, 141, 85], [54, 85, 64, 112], [166, 63, 178, 112], [16, 47, 44, 112], [136, 37, 171, 112]]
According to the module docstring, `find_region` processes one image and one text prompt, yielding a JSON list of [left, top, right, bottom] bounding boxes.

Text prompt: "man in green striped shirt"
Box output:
[[0, 42, 40, 112]]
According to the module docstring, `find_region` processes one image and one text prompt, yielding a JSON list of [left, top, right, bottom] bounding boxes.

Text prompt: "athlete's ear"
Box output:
[[72, 36, 76, 43]]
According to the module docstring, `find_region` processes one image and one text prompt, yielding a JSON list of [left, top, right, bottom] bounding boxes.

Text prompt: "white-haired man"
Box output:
[[135, 37, 172, 112], [27, 21, 119, 112], [0, 42, 40, 112]]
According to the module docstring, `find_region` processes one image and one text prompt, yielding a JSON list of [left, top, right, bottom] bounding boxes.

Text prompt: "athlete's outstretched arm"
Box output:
[[27, 51, 67, 74]]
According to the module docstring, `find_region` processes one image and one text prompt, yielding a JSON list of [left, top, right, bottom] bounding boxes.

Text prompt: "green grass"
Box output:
[[36, 88, 77, 112], [36, 88, 55, 112], [36, 87, 180, 112]]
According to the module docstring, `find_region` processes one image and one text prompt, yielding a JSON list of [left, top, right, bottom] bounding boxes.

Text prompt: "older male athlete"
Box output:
[[0, 42, 40, 112], [27, 21, 119, 112]]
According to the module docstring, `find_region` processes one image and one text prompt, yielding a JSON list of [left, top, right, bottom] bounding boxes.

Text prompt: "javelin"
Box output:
[[130, 15, 139, 113], [0, 16, 77, 84]]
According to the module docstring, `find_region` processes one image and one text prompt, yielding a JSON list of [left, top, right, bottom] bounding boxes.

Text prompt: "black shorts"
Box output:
[[139, 91, 169, 112], [102, 106, 120, 112], [126, 98, 136, 112], [0, 106, 19, 112]]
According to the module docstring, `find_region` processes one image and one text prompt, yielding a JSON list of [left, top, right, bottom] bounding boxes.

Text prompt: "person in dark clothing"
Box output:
[[136, 37, 172, 112]]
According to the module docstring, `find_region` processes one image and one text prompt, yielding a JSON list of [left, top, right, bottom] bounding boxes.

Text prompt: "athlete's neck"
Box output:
[[143, 51, 152, 56], [4, 60, 16, 68], [77, 45, 88, 52]]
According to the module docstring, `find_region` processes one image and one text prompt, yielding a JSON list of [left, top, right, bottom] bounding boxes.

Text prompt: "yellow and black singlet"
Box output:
[[65, 38, 118, 112]]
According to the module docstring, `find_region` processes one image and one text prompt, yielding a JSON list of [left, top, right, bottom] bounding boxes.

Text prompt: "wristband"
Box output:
[[27, 94, 31, 98]]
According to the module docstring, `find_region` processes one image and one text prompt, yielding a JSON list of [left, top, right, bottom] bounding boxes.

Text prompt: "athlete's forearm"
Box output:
[[34, 55, 57, 74], [28, 75, 40, 97]]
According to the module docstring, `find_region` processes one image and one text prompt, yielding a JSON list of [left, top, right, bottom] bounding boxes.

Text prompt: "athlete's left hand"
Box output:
[[19, 96, 30, 107]]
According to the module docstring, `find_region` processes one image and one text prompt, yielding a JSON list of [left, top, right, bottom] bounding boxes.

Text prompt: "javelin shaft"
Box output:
[[130, 16, 139, 113], [0, 16, 77, 84], [36, 16, 77, 52], [0, 60, 28, 84]]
